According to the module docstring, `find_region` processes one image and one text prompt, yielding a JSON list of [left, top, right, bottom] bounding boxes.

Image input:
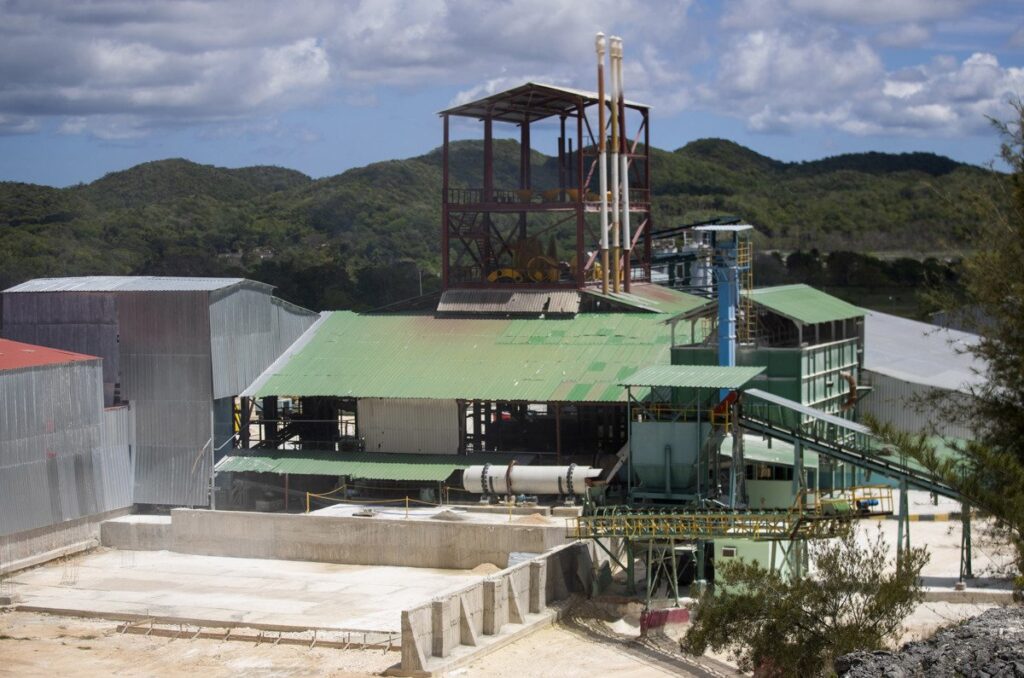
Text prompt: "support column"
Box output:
[[896, 479, 910, 568], [554, 403, 562, 464], [483, 117, 493, 202], [960, 501, 974, 580], [792, 439, 805, 510], [575, 103, 585, 288], [442, 114, 450, 290]]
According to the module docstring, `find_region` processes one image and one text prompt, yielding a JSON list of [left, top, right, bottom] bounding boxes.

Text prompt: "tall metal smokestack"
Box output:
[[615, 37, 631, 292], [609, 35, 621, 293], [596, 33, 609, 295]]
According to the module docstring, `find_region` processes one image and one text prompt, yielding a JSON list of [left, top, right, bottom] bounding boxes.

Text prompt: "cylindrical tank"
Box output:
[[461, 464, 602, 496]]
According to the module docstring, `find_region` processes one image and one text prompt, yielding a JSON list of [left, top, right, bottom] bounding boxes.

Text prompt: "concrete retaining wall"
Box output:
[[395, 542, 593, 676], [0, 507, 130, 576], [165, 509, 567, 569], [100, 515, 172, 550]]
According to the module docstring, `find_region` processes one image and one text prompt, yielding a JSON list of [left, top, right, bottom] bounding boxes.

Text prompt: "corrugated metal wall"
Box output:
[[0, 360, 134, 537], [208, 288, 318, 400], [118, 291, 214, 506], [97, 404, 135, 510], [860, 370, 975, 439], [358, 398, 459, 454], [2, 292, 120, 404]]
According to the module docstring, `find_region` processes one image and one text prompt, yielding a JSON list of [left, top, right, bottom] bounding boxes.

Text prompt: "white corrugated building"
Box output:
[[860, 311, 985, 439]]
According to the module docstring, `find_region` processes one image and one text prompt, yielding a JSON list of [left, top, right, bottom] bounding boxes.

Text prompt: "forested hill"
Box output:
[[0, 139, 1004, 311]]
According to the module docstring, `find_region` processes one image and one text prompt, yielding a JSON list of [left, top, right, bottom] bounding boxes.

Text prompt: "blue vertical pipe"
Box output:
[[717, 235, 737, 401]]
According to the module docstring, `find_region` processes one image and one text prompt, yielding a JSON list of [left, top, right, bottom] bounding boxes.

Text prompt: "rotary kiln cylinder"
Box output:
[[461, 464, 602, 496]]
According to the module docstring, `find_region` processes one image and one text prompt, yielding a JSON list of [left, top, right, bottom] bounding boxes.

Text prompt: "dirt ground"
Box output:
[[0, 608, 740, 678], [0, 597, 1005, 678]]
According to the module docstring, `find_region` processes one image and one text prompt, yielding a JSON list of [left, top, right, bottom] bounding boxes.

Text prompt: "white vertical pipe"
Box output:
[[616, 38, 632, 286], [596, 33, 609, 294], [609, 35, 621, 292]]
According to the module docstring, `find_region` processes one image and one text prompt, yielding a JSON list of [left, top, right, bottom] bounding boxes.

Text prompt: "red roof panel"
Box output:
[[0, 338, 99, 371]]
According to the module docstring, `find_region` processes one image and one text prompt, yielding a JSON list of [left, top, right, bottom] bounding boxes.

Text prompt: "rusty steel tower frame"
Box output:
[[439, 83, 652, 292]]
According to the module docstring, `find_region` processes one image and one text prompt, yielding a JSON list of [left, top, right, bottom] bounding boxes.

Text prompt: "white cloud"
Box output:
[[0, 0, 694, 138], [705, 30, 1024, 137], [876, 23, 931, 47], [786, 0, 975, 24], [0, 114, 39, 135], [0, 0, 1018, 146]]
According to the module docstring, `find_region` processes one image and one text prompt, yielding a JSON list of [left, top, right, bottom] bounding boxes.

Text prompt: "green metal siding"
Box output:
[[255, 311, 682, 402], [749, 284, 864, 325], [672, 341, 859, 417]]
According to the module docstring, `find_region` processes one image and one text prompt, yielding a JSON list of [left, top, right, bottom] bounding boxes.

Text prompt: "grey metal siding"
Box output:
[[860, 369, 975, 439], [358, 398, 459, 454], [0, 359, 133, 537], [208, 288, 317, 399], [97, 404, 135, 510], [2, 292, 120, 404], [118, 291, 214, 506]]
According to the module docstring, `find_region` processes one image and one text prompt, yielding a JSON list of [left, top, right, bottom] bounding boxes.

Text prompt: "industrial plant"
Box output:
[[0, 34, 999, 676]]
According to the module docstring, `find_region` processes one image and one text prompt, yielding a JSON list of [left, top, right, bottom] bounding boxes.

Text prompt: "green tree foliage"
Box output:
[[0, 139, 1004, 311], [873, 101, 1024, 585], [683, 527, 928, 677]]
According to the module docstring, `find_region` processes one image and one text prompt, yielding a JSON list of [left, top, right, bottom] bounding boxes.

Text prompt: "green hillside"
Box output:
[[0, 139, 1006, 311]]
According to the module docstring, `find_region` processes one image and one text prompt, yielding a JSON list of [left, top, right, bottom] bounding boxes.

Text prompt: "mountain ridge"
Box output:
[[0, 138, 1005, 310]]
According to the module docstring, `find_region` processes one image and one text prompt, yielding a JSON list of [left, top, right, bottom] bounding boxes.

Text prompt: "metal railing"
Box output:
[[572, 505, 851, 542]]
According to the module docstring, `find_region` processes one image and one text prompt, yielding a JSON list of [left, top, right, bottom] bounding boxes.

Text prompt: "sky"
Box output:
[[0, 0, 1022, 187]]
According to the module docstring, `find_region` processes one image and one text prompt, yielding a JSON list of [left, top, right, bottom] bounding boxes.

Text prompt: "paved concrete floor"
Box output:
[[7, 549, 485, 632]]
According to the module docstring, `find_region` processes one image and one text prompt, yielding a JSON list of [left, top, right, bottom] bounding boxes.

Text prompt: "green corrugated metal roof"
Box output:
[[622, 365, 765, 389], [584, 283, 711, 316], [252, 311, 684, 402], [749, 284, 864, 325], [215, 451, 527, 481]]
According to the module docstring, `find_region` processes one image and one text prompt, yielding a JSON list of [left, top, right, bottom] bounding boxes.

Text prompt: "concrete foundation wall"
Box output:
[[100, 515, 172, 550], [0, 507, 129, 575], [397, 542, 593, 674], [167, 509, 567, 569]]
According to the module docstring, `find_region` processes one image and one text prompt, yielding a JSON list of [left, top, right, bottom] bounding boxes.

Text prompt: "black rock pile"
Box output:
[[836, 606, 1024, 677]]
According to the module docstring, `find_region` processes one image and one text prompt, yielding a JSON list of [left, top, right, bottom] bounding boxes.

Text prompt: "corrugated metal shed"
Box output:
[[437, 289, 580, 315], [2, 276, 317, 507], [0, 353, 133, 536], [860, 371, 977, 439], [863, 311, 984, 393], [4, 276, 264, 293], [622, 365, 765, 389], [215, 451, 532, 482], [583, 283, 711, 316], [748, 284, 864, 325], [247, 311, 683, 402]]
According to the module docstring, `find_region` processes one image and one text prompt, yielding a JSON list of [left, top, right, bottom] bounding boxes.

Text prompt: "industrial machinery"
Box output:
[[461, 463, 601, 499]]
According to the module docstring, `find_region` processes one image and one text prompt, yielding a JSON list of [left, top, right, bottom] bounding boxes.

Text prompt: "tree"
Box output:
[[682, 526, 928, 677], [873, 100, 1024, 586]]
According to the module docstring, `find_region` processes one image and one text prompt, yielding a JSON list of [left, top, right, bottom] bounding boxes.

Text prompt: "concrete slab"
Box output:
[[7, 549, 487, 633]]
